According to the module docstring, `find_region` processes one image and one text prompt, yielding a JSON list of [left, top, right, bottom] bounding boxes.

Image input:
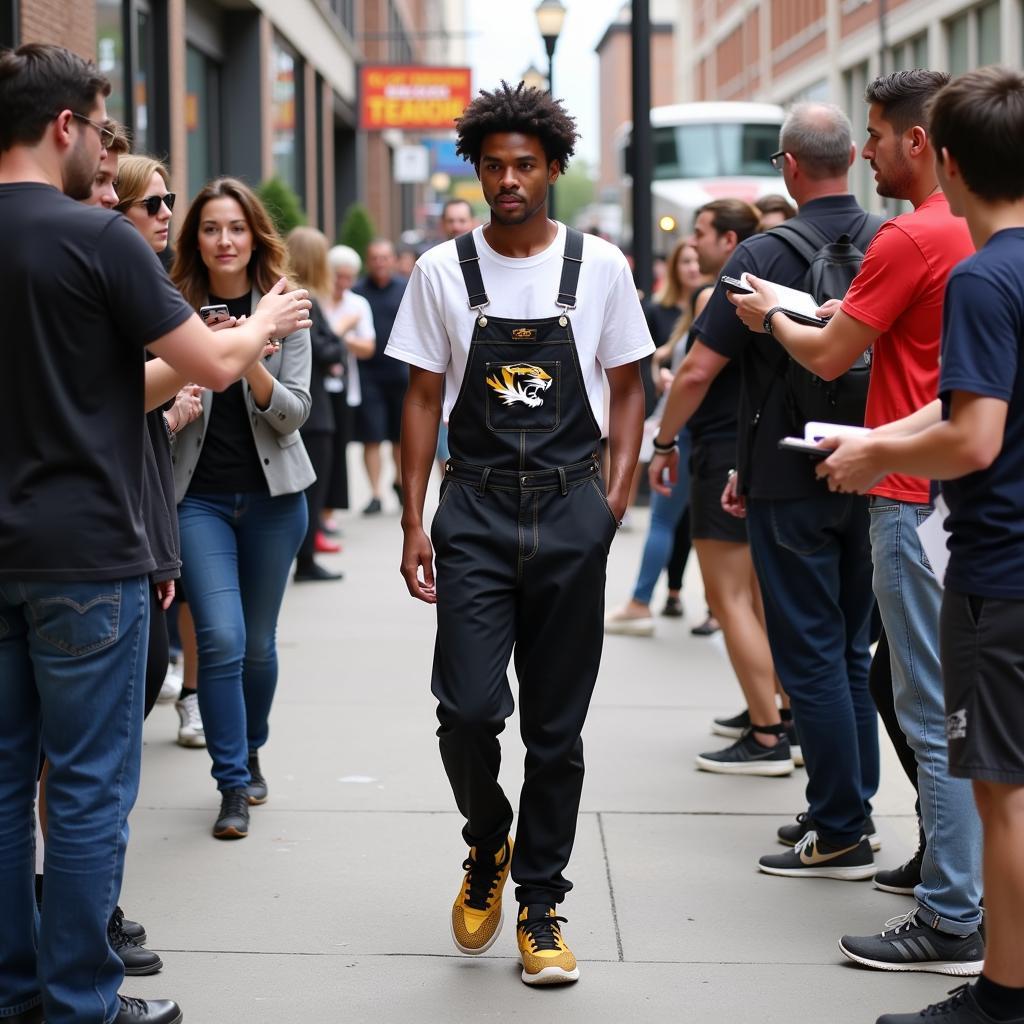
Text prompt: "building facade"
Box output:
[[676, 0, 1023, 207], [5, 0, 464, 241]]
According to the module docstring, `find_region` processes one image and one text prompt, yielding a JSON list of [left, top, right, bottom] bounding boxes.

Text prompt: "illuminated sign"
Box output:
[[361, 66, 473, 131]]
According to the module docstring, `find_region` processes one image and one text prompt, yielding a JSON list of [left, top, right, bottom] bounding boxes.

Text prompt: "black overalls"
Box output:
[[430, 228, 619, 907]]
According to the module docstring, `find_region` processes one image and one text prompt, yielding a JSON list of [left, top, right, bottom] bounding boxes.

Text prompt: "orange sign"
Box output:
[[360, 66, 472, 131]]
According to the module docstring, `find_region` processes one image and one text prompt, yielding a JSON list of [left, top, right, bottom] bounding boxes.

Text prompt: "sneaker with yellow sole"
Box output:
[[450, 837, 513, 955], [516, 905, 580, 986]]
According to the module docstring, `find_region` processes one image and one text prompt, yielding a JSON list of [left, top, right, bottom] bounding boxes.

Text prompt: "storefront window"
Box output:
[[133, 5, 154, 153], [947, 13, 970, 75], [271, 37, 301, 194], [978, 1, 1001, 64], [186, 45, 220, 201], [96, 0, 127, 127]]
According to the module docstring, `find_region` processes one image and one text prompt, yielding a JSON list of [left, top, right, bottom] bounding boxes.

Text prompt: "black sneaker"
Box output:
[[113, 995, 183, 1023], [759, 831, 875, 880], [293, 562, 343, 582], [362, 497, 382, 516], [875, 846, 925, 895], [840, 910, 984, 975], [115, 906, 147, 945], [711, 708, 749, 738], [778, 810, 881, 851], [876, 984, 1021, 1024], [246, 751, 268, 806], [660, 595, 684, 618], [108, 907, 162, 976], [213, 789, 250, 839], [696, 730, 794, 776]]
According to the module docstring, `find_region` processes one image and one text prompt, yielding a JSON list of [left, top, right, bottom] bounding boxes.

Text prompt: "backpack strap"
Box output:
[[768, 218, 830, 266], [851, 213, 886, 253], [455, 230, 489, 310], [556, 227, 585, 309]]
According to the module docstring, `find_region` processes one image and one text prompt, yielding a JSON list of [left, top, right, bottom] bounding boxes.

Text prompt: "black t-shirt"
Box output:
[[644, 300, 683, 348], [0, 183, 193, 582], [693, 195, 873, 499], [353, 274, 409, 384], [188, 293, 269, 495], [687, 330, 741, 444]]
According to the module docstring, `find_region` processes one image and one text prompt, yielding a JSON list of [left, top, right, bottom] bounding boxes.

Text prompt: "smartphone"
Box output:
[[199, 304, 231, 326], [720, 275, 754, 295], [777, 437, 834, 459]]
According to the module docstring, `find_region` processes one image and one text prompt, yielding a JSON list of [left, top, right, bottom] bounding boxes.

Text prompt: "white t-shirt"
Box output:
[[323, 290, 375, 407], [385, 223, 654, 424]]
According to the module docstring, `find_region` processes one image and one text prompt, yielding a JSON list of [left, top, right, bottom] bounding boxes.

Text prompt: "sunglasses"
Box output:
[[135, 193, 176, 216]]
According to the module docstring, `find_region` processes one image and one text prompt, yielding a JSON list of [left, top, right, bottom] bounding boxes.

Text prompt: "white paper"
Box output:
[[916, 494, 951, 587], [803, 421, 871, 443], [740, 273, 824, 320]]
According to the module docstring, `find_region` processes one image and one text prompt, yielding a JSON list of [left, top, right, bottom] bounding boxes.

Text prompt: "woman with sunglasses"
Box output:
[[170, 178, 314, 841]]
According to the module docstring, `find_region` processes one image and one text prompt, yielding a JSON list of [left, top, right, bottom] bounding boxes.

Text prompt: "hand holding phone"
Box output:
[[720, 275, 754, 295], [199, 304, 231, 327]]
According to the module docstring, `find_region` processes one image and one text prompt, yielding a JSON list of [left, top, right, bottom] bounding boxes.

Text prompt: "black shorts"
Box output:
[[941, 589, 1024, 784], [356, 377, 406, 444], [689, 437, 747, 543]]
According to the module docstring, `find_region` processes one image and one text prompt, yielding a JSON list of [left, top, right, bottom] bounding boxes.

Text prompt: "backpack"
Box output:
[[770, 213, 885, 426]]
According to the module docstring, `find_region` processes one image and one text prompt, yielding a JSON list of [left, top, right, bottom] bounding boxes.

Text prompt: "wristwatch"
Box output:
[[763, 305, 786, 336]]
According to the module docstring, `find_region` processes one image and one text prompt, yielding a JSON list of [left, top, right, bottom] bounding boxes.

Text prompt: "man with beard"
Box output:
[[387, 80, 650, 986], [732, 70, 984, 976], [0, 43, 311, 1024]]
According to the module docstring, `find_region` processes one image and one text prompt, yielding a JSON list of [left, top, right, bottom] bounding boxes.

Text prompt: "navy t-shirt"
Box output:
[[353, 274, 409, 385], [693, 195, 877, 499], [0, 183, 193, 581], [939, 228, 1024, 599]]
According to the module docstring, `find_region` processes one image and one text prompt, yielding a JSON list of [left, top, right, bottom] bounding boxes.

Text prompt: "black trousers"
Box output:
[[297, 431, 334, 570], [430, 474, 617, 905]]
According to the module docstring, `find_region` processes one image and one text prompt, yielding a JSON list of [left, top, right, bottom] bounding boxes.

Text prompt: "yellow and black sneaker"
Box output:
[[516, 905, 580, 986], [450, 837, 513, 955]]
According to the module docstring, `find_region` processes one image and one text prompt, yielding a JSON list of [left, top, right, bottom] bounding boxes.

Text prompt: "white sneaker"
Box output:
[[604, 609, 655, 637], [175, 693, 206, 748], [158, 660, 183, 704]]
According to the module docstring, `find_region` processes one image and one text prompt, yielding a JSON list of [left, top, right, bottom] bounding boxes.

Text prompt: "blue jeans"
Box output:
[[633, 431, 692, 605], [178, 492, 307, 792], [747, 493, 878, 845], [869, 498, 982, 933], [0, 576, 149, 1024]]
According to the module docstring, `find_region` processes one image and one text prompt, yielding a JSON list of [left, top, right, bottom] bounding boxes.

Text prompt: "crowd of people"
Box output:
[[2, 38, 1024, 1024]]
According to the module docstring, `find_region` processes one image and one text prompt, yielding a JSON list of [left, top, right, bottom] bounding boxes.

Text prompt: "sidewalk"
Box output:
[[123, 483, 946, 1023]]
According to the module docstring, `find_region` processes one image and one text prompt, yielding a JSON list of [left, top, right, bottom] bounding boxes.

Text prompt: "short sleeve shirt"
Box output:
[[693, 195, 877, 499], [841, 192, 974, 503], [0, 184, 194, 581], [353, 275, 409, 384], [385, 224, 655, 428], [938, 229, 1024, 599]]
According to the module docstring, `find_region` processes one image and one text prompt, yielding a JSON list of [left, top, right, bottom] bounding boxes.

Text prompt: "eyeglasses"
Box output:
[[769, 150, 786, 172], [134, 193, 176, 216], [69, 111, 116, 149]]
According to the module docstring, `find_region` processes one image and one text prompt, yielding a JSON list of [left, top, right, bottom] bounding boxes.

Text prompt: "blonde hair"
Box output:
[[113, 154, 169, 211], [171, 177, 291, 311], [654, 237, 697, 309], [286, 226, 331, 303]]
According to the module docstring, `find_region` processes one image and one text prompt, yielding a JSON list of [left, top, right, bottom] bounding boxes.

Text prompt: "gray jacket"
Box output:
[[172, 289, 316, 503]]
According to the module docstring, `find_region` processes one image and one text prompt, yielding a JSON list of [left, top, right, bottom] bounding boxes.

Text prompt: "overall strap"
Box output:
[[556, 227, 585, 309], [455, 231, 489, 309]]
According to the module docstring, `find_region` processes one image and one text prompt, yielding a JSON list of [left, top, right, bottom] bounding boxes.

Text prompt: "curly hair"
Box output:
[[455, 80, 579, 173]]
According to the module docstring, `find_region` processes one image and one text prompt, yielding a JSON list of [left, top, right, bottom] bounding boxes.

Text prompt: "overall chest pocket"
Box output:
[[485, 360, 561, 433]]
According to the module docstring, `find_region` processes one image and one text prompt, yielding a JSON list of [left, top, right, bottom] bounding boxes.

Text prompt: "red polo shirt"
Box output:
[[841, 191, 974, 503]]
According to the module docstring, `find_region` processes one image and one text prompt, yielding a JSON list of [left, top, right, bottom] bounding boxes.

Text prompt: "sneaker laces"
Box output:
[[118, 995, 150, 1017], [179, 694, 203, 730], [518, 913, 568, 952], [793, 830, 819, 856], [248, 753, 265, 787], [219, 790, 249, 818], [461, 843, 506, 911], [107, 907, 138, 949], [881, 909, 920, 937], [919, 984, 971, 1017]]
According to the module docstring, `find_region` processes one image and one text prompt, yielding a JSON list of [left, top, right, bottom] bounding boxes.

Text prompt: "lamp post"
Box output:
[[521, 62, 547, 93], [631, 0, 653, 297], [535, 0, 566, 219]]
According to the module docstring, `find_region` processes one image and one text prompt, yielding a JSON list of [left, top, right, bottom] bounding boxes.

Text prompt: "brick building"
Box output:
[[3, 0, 465, 241]]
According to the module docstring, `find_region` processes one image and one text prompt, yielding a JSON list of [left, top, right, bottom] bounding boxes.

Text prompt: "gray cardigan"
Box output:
[[172, 289, 316, 503]]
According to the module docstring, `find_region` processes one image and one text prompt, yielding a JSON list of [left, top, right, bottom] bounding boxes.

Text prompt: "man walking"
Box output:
[[387, 81, 650, 985], [732, 70, 984, 975]]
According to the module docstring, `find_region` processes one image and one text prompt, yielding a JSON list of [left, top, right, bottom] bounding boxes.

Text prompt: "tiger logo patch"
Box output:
[[486, 364, 553, 408]]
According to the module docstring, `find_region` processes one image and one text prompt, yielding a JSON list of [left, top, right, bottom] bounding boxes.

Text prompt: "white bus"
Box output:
[[617, 101, 791, 251]]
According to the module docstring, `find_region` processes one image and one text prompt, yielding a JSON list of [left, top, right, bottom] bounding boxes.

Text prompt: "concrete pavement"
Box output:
[[122, 474, 951, 1023]]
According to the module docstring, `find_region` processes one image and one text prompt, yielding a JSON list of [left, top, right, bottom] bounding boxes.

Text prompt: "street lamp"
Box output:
[[521, 62, 547, 93], [535, 0, 566, 218]]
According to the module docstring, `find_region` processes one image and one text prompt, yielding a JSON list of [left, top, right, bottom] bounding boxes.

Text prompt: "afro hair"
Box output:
[[455, 80, 579, 174]]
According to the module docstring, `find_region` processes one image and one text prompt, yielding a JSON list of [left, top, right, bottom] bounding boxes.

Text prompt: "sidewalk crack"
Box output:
[[597, 811, 625, 962]]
